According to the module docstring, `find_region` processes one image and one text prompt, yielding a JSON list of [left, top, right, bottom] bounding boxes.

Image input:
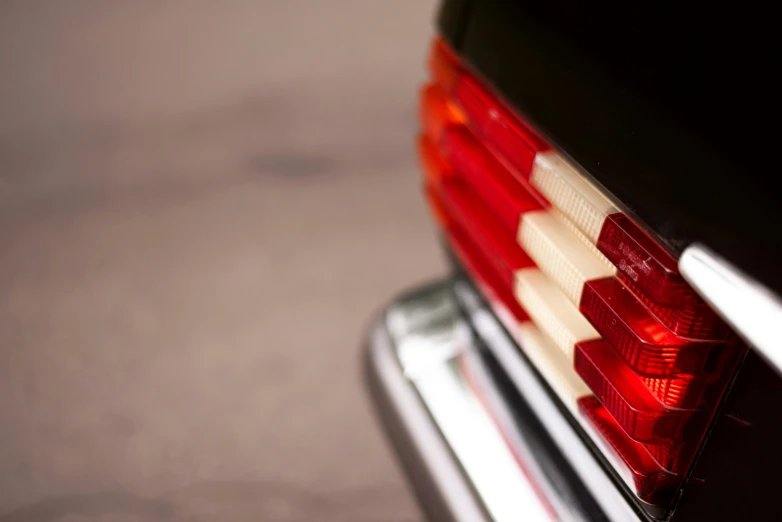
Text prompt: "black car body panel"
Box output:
[[437, 0, 782, 297]]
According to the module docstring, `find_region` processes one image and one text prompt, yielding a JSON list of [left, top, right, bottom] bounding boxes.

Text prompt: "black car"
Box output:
[[365, 1, 782, 520]]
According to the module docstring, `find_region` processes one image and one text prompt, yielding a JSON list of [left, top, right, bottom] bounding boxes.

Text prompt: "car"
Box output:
[[363, 1, 782, 521]]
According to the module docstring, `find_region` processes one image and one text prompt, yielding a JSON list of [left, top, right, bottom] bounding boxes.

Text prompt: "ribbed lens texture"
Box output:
[[515, 270, 599, 361], [574, 341, 706, 442], [579, 278, 724, 377], [530, 153, 615, 243], [579, 396, 679, 505], [642, 374, 700, 409], [619, 273, 731, 340], [598, 214, 730, 340], [518, 212, 615, 306], [418, 135, 452, 187]]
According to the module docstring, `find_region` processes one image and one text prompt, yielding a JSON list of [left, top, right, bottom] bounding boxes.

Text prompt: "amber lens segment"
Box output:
[[419, 83, 465, 144]]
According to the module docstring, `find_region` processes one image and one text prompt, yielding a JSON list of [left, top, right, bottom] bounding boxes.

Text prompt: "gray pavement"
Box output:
[[0, 1, 443, 520]]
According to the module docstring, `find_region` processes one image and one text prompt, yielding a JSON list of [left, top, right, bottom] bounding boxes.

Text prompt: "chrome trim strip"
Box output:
[[680, 244, 782, 374], [367, 321, 490, 522], [413, 354, 552, 522], [453, 281, 644, 522], [371, 282, 554, 522]]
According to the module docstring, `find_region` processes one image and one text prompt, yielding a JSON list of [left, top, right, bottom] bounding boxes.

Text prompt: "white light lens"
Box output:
[[551, 209, 616, 269], [518, 211, 616, 304], [515, 322, 591, 413], [514, 269, 600, 360], [530, 152, 618, 243]]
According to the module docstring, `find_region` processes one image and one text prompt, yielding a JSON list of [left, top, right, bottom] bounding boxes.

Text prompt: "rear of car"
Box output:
[[365, 1, 782, 521]]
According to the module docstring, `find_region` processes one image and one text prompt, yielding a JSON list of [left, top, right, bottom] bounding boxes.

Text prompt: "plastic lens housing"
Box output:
[[579, 278, 724, 377], [418, 36, 743, 510], [575, 340, 706, 442]]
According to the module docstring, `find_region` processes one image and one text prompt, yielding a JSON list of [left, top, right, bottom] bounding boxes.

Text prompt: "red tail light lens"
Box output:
[[575, 340, 707, 442], [418, 36, 744, 510], [579, 277, 725, 377], [452, 75, 549, 177], [597, 214, 730, 340], [444, 210, 529, 324], [441, 127, 545, 233], [439, 180, 534, 288], [579, 396, 679, 503]]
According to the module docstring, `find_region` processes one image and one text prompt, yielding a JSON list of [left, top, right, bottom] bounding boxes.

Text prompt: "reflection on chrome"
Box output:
[[452, 281, 645, 522], [384, 284, 552, 522], [680, 244, 782, 374], [379, 280, 641, 521]]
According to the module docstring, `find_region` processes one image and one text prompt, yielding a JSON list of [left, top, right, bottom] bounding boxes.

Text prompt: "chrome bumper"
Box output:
[[364, 278, 648, 522]]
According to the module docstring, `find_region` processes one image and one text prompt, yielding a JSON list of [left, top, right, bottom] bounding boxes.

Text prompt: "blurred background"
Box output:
[[0, 1, 444, 520]]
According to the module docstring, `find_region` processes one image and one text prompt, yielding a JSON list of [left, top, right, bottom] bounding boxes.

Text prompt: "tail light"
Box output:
[[418, 37, 745, 508]]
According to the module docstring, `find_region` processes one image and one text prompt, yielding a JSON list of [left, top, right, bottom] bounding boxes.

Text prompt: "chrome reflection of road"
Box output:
[[0, 1, 441, 520]]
